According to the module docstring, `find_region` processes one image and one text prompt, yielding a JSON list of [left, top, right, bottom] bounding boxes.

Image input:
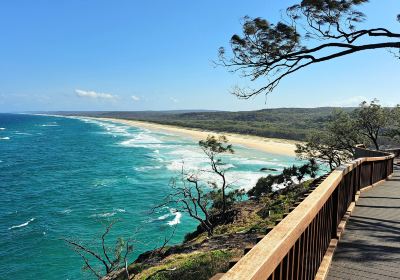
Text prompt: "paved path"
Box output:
[[327, 164, 400, 280]]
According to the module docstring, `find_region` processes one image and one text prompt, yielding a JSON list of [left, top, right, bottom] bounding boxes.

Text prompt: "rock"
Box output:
[[260, 167, 278, 172]]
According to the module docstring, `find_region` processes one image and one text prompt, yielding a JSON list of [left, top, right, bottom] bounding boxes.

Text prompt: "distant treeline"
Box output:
[[52, 108, 356, 141]]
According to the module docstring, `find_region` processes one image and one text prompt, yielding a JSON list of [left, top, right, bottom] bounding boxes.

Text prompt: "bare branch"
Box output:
[[63, 238, 111, 273]]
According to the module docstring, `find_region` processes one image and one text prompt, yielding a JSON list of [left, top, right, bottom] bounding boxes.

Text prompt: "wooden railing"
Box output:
[[218, 149, 395, 280]]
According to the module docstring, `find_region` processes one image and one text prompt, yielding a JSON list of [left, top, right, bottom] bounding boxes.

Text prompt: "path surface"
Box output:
[[327, 163, 400, 280]]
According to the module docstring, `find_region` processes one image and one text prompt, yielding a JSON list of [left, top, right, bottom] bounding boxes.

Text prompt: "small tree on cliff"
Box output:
[[164, 169, 215, 236], [159, 135, 239, 236], [199, 135, 234, 216], [218, 0, 400, 98], [63, 221, 133, 279]]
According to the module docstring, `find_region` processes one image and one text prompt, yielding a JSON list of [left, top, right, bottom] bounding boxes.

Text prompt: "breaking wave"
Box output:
[[8, 218, 35, 230], [167, 209, 182, 226]]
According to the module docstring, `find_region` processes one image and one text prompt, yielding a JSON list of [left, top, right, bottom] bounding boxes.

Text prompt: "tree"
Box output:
[[295, 109, 362, 170], [327, 109, 362, 155], [159, 135, 239, 237], [199, 135, 234, 216], [63, 221, 133, 279], [248, 160, 319, 199], [296, 131, 351, 170], [353, 99, 389, 150], [387, 104, 400, 141], [218, 1, 400, 98], [164, 169, 216, 236]]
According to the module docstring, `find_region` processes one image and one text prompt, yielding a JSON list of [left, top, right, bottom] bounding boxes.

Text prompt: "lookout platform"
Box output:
[[216, 148, 398, 280], [327, 163, 400, 280]]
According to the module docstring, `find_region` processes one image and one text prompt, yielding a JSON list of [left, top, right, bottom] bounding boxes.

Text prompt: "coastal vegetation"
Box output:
[[114, 160, 322, 280], [296, 99, 399, 170], [56, 107, 347, 141], [62, 98, 400, 279], [66, 135, 327, 279], [56, 103, 400, 146], [155, 135, 243, 237]]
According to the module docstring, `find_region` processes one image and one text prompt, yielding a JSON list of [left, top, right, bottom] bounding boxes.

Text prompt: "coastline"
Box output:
[[95, 117, 299, 156]]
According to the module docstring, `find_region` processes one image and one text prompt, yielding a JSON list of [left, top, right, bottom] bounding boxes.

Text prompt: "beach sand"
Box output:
[[97, 118, 300, 156]]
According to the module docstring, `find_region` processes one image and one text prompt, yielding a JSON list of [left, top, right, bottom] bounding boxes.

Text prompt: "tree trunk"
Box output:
[[372, 138, 380, 150]]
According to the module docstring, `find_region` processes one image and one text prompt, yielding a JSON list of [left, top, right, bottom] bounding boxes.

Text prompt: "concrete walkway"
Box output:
[[327, 164, 400, 280]]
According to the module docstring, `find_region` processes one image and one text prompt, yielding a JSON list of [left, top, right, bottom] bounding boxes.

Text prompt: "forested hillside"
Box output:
[[53, 108, 354, 141]]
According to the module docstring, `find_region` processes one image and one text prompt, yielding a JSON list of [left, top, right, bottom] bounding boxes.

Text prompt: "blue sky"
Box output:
[[0, 0, 399, 112]]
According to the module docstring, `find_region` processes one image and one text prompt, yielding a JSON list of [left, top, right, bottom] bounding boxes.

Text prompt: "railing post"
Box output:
[[331, 189, 339, 239], [370, 162, 374, 185], [352, 169, 357, 202], [385, 159, 389, 178]]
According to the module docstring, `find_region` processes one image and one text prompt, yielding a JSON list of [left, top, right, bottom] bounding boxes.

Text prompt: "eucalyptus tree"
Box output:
[[389, 105, 400, 140], [158, 135, 239, 237], [295, 109, 361, 170], [352, 99, 389, 150], [296, 131, 351, 170], [219, 0, 400, 98]]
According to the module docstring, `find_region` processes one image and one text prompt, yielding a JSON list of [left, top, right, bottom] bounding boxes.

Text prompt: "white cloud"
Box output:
[[75, 89, 117, 100], [131, 95, 140, 101], [169, 97, 179, 103]]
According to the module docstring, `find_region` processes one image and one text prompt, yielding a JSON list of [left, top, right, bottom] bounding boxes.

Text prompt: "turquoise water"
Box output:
[[0, 113, 301, 279]]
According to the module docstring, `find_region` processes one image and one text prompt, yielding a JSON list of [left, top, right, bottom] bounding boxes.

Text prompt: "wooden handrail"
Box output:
[[219, 149, 395, 280]]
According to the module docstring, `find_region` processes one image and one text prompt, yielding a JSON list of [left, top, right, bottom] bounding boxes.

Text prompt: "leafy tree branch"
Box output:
[[219, 0, 400, 98]]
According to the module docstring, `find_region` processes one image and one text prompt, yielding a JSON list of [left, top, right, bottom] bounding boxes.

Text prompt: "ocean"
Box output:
[[0, 113, 302, 279]]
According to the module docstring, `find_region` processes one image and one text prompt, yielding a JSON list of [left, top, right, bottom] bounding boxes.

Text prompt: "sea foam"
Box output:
[[120, 132, 163, 148], [0, 137, 10, 140], [40, 124, 59, 127], [91, 212, 116, 218], [134, 165, 162, 172], [8, 218, 35, 230], [167, 209, 182, 226], [157, 213, 170, 220]]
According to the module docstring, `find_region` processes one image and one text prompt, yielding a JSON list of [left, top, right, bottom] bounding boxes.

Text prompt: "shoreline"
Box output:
[[95, 117, 299, 156]]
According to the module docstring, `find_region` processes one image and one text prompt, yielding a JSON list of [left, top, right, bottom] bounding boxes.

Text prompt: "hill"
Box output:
[[49, 107, 355, 141]]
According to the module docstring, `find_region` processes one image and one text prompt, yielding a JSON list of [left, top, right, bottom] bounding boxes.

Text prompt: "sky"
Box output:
[[0, 0, 399, 112]]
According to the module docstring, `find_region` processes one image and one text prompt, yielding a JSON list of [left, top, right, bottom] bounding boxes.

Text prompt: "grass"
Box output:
[[132, 250, 238, 280]]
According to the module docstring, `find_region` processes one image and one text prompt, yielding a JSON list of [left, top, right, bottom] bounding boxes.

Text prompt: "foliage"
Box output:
[[296, 131, 352, 170], [327, 110, 362, 155], [199, 135, 234, 215], [296, 100, 398, 166], [248, 160, 318, 199], [64, 107, 346, 141], [218, 0, 400, 98], [208, 188, 245, 213], [388, 105, 400, 140], [159, 135, 240, 237], [352, 99, 389, 150], [133, 250, 235, 280]]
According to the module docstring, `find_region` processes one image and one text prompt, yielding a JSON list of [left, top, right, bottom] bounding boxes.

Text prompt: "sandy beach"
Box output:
[[97, 117, 299, 156]]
